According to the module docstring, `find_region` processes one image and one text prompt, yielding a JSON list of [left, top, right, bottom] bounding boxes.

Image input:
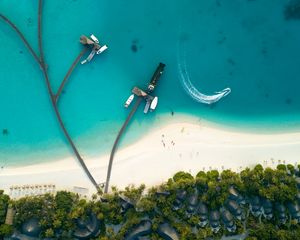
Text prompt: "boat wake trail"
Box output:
[[177, 41, 231, 105]]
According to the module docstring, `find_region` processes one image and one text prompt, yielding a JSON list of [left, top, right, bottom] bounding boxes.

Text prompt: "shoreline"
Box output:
[[1, 111, 300, 167], [1, 117, 300, 196]]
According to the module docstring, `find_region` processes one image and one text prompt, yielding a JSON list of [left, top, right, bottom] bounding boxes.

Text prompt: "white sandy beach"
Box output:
[[1, 119, 300, 197]]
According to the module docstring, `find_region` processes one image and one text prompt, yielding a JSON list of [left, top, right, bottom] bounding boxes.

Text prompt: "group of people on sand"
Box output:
[[161, 134, 176, 148]]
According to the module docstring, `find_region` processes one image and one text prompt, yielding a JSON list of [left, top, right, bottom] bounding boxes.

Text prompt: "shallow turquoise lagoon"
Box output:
[[0, 0, 300, 166]]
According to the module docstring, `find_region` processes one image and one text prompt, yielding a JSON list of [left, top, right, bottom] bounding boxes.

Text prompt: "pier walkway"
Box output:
[[104, 97, 143, 193], [0, 0, 100, 192], [104, 63, 165, 193]]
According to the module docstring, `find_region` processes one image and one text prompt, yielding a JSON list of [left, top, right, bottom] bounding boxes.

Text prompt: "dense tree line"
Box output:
[[1, 164, 300, 239], [0, 190, 12, 237]]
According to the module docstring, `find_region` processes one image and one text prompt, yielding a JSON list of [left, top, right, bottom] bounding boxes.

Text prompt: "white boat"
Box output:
[[90, 34, 99, 43], [124, 94, 135, 108], [150, 96, 158, 111], [143, 100, 151, 114], [96, 45, 108, 54]]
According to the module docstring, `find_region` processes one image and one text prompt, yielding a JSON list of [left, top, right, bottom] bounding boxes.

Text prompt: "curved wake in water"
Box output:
[[177, 42, 231, 105]]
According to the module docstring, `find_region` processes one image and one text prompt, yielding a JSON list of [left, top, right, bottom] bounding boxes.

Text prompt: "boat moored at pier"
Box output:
[[124, 94, 135, 108], [80, 34, 108, 64], [126, 63, 165, 113], [150, 96, 158, 112], [144, 100, 151, 113]]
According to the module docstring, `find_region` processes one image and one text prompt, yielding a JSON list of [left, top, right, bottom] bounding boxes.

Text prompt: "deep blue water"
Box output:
[[0, 0, 300, 166]]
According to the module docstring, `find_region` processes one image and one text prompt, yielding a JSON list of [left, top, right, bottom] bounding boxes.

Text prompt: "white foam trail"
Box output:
[[177, 41, 231, 105]]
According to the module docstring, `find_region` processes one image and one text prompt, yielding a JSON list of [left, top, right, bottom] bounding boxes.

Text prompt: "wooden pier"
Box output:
[[104, 63, 165, 193], [132, 87, 147, 97]]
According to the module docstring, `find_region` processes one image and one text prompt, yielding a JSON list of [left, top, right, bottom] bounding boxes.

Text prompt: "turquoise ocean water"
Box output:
[[0, 0, 300, 166]]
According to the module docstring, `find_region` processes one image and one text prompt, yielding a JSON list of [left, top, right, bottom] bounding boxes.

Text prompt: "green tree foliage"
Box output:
[[115, 212, 141, 240], [13, 191, 80, 238], [206, 170, 220, 181], [202, 180, 224, 209], [0, 192, 10, 240], [0, 192, 11, 237], [247, 222, 277, 240], [44, 228, 54, 238], [254, 164, 264, 172], [91, 188, 123, 225], [172, 221, 194, 239], [196, 227, 213, 239], [199, 169, 244, 209], [121, 184, 145, 203], [172, 171, 194, 189], [55, 191, 76, 212], [2, 164, 300, 238], [136, 197, 156, 213], [277, 164, 287, 171], [260, 167, 297, 202], [221, 170, 244, 192], [196, 171, 206, 179], [0, 224, 13, 237], [0, 190, 9, 224], [246, 222, 300, 240], [13, 194, 54, 227], [240, 167, 264, 196], [287, 164, 296, 175], [173, 171, 194, 182], [240, 165, 297, 202]]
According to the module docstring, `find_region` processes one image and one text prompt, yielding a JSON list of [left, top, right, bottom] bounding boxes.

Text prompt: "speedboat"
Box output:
[[150, 96, 158, 112], [124, 94, 135, 108], [90, 34, 99, 43], [96, 45, 108, 54]]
